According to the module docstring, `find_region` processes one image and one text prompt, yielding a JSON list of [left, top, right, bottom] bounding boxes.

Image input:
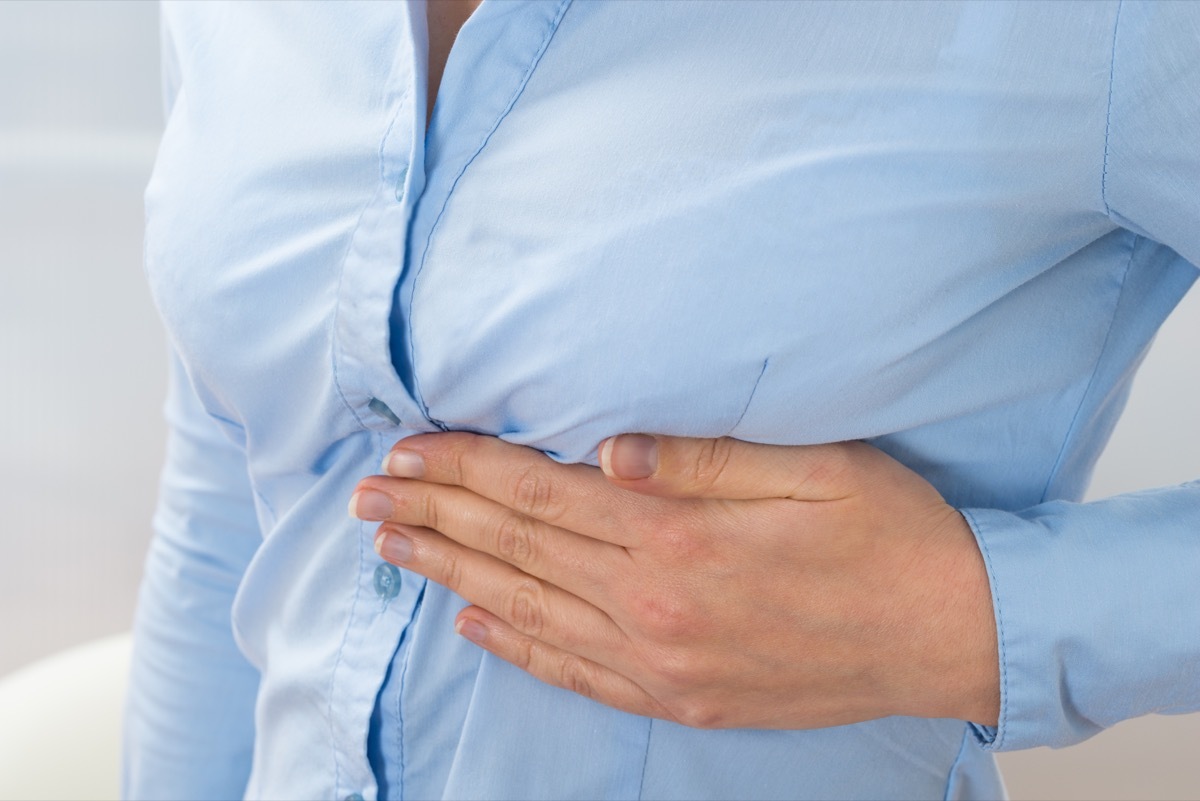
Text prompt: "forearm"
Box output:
[[122, 353, 262, 800]]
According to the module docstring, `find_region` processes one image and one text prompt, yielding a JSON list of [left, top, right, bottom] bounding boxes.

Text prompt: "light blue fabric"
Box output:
[[123, 1, 1200, 799]]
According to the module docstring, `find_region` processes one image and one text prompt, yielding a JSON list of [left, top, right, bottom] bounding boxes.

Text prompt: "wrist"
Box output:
[[908, 507, 1001, 725]]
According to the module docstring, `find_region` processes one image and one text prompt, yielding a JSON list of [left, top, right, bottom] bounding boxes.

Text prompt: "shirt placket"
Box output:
[[330, 2, 575, 798], [327, 3, 434, 800]]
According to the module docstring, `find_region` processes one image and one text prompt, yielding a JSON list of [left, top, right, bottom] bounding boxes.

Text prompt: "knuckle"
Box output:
[[557, 654, 595, 699], [671, 697, 725, 730], [417, 490, 439, 530], [443, 433, 476, 485], [628, 588, 694, 642], [506, 465, 564, 522], [688, 438, 734, 493], [494, 513, 536, 568], [506, 578, 546, 637], [511, 635, 535, 671], [797, 444, 860, 495], [439, 549, 464, 593]]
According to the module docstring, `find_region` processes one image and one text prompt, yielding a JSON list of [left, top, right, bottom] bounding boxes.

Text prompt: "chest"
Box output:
[[146, 1, 1123, 476]]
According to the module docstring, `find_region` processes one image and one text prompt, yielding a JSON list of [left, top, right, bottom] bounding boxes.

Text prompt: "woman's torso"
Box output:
[[145, 1, 1195, 798]]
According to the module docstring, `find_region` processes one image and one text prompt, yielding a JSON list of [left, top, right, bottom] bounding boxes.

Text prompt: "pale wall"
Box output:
[[0, 3, 1196, 798]]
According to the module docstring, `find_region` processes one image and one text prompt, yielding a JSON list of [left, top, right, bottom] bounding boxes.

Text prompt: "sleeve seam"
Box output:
[[1100, 0, 1125, 219], [1037, 233, 1139, 504]]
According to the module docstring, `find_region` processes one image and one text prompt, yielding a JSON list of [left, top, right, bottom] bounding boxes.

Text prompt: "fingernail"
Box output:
[[455, 618, 488, 645], [375, 531, 413, 563], [382, 449, 425, 478], [601, 434, 658, 480], [348, 489, 394, 521]]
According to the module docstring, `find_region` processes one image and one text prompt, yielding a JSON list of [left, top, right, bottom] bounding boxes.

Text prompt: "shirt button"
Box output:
[[374, 562, 401, 600], [367, 397, 400, 426], [394, 166, 409, 201], [344, 794, 365, 801]]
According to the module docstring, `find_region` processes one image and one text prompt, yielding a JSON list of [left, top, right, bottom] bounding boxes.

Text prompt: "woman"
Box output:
[[124, 1, 1200, 799]]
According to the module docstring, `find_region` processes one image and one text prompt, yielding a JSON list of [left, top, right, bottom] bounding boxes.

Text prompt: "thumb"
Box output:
[[597, 433, 860, 501]]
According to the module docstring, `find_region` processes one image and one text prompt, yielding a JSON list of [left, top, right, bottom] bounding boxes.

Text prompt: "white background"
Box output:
[[0, 3, 1196, 798]]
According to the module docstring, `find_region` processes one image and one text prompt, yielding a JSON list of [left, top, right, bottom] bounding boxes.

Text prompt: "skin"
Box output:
[[349, 433, 1001, 730], [426, 0, 484, 128], [383, 0, 1002, 731]]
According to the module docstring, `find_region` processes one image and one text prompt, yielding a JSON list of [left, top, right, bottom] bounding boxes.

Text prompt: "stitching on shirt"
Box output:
[[326, 58, 415, 795], [941, 724, 974, 801], [962, 508, 1008, 751], [1100, 0, 1124, 218], [329, 70, 413, 432], [636, 718, 653, 801], [404, 0, 575, 421], [1038, 234, 1138, 503], [395, 583, 426, 798], [728, 358, 770, 433], [327, 434, 379, 795], [379, 84, 413, 187], [329, 184, 383, 432]]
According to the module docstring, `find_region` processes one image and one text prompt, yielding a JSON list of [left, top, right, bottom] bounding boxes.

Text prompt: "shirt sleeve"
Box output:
[[1103, 0, 1200, 267], [121, 351, 262, 799], [963, 0, 1200, 752]]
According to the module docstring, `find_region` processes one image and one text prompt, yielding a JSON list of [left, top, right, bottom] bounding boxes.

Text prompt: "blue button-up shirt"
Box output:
[[123, 1, 1200, 799]]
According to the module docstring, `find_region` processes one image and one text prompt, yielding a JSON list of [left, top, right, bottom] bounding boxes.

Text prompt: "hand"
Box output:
[[349, 432, 1000, 730]]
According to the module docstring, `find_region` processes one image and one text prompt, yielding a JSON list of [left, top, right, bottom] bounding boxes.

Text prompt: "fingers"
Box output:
[[598, 434, 874, 502], [453, 606, 677, 723], [376, 523, 633, 670], [351, 476, 627, 602], [379, 432, 653, 543]]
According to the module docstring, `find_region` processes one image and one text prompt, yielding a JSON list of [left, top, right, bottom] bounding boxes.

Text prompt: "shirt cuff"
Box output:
[[959, 507, 1027, 752], [960, 485, 1200, 752], [961, 502, 1115, 752]]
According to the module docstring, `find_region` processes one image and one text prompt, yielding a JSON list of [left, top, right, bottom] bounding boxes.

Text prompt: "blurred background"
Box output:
[[0, 2, 1196, 799]]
